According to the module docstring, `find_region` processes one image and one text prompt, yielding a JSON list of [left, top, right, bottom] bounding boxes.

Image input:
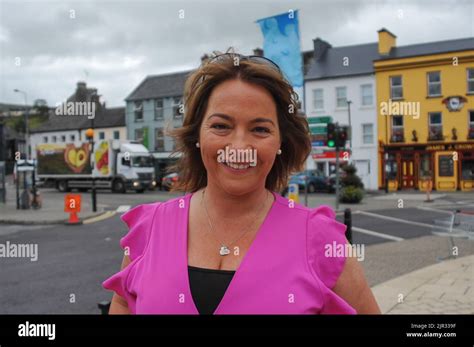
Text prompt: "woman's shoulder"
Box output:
[[273, 192, 336, 219], [120, 193, 191, 260], [123, 193, 190, 220]]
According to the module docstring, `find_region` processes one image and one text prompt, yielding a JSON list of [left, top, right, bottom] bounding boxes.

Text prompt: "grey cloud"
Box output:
[[1, 0, 472, 106]]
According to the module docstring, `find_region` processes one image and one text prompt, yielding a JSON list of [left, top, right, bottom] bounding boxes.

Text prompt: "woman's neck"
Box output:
[[200, 184, 272, 221]]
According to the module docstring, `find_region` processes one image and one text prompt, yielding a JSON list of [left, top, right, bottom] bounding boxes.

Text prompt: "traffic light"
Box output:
[[337, 126, 348, 148], [326, 123, 336, 148]]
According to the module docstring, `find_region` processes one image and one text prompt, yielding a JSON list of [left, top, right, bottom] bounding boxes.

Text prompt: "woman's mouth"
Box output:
[[220, 161, 255, 174], [225, 162, 251, 170]]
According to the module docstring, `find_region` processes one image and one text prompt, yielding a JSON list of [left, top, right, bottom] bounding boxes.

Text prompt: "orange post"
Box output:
[[65, 194, 82, 224]]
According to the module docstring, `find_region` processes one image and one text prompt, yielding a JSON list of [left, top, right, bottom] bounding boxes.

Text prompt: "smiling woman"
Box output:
[[102, 49, 380, 315]]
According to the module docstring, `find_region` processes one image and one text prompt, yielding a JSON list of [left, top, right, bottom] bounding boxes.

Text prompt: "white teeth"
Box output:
[[225, 162, 250, 170]]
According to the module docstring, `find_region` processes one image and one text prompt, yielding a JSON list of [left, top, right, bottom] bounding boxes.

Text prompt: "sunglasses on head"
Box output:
[[206, 53, 281, 73]]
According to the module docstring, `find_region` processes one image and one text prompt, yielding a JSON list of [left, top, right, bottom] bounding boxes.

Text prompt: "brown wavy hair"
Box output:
[[169, 49, 311, 193]]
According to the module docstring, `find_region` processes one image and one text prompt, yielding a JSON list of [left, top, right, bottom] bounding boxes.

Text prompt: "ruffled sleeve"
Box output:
[[307, 205, 356, 314], [102, 203, 159, 313]]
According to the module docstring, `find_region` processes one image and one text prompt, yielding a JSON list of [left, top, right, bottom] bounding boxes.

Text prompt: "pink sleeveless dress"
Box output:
[[103, 191, 356, 314]]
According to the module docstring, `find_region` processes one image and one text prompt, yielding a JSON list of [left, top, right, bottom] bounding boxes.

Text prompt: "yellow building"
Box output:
[[375, 28, 474, 192]]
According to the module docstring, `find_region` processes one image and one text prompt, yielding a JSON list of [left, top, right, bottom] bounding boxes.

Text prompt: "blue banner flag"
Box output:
[[256, 11, 303, 87]]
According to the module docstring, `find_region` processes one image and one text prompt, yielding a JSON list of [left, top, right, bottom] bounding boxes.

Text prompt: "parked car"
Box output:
[[161, 172, 179, 191], [288, 170, 332, 193]]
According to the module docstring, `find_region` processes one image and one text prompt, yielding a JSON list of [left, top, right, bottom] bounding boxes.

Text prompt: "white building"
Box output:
[[304, 38, 379, 190], [29, 82, 126, 159]]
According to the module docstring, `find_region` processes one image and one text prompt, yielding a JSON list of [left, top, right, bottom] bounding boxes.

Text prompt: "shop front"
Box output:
[[312, 149, 350, 177], [380, 142, 474, 192]]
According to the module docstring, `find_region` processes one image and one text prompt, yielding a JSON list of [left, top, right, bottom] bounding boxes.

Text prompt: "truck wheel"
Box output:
[[57, 180, 70, 192], [308, 183, 316, 193], [112, 179, 126, 194]]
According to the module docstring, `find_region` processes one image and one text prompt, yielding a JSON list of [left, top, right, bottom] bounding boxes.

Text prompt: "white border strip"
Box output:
[[352, 226, 404, 242]]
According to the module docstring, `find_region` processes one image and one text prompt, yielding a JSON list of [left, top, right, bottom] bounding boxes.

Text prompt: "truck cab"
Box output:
[[111, 142, 156, 193]]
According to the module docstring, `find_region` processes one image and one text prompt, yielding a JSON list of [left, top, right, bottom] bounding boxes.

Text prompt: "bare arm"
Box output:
[[108, 255, 132, 314], [333, 255, 381, 314]]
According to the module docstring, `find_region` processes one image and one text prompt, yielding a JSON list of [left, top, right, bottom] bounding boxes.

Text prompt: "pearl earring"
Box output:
[[277, 149, 282, 155], [196, 142, 200, 148]]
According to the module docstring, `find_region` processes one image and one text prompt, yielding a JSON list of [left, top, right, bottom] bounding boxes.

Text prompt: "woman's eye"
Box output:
[[253, 127, 270, 133], [211, 123, 230, 130]]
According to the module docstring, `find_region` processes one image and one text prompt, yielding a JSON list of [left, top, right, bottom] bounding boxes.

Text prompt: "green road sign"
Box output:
[[310, 126, 327, 135], [307, 116, 333, 124]]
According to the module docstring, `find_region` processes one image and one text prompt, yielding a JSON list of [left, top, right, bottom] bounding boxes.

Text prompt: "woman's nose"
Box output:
[[229, 128, 251, 149]]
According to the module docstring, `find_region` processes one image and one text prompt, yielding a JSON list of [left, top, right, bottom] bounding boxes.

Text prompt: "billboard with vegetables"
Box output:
[[37, 140, 112, 177], [37, 143, 92, 175]]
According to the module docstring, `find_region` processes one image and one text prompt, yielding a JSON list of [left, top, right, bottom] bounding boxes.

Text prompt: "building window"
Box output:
[[135, 128, 144, 143], [43, 136, 48, 143], [134, 101, 143, 122], [99, 131, 105, 140], [336, 87, 347, 108], [155, 127, 165, 151], [362, 124, 374, 144], [468, 110, 474, 139], [113, 130, 120, 140], [468, 68, 474, 94], [312, 89, 324, 110], [428, 112, 443, 141], [427, 71, 441, 97], [70, 134, 75, 142], [51, 135, 57, 143], [61, 135, 66, 142], [155, 98, 164, 120], [391, 115, 404, 143], [390, 76, 403, 100], [172, 97, 182, 119], [360, 84, 373, 106]]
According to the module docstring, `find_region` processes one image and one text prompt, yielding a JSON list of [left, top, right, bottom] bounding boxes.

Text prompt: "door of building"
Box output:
[[401, 154, 416, 189]]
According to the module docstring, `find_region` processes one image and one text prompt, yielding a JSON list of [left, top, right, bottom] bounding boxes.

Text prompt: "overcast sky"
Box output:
[[1, 0, 473, 107]]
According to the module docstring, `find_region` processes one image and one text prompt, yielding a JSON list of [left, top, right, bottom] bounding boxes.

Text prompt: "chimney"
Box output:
[[377, 28, 397, 56], [313, 38, 331, 61], [77, 81, 87, 90], [253, 48, 264, 57]]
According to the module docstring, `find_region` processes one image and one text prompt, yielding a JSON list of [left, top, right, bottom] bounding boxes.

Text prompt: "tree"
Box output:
[[341, 163, 364, 189], [339, 163, 364, 203]]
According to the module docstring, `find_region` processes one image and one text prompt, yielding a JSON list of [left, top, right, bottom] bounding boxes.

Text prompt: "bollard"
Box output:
[[344, 208, 352, 244], [98, 301, 111, 315]]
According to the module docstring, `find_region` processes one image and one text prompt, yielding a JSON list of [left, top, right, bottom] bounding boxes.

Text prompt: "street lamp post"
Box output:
[[14, 89, 29, 158], [85, 128, 97, 213]]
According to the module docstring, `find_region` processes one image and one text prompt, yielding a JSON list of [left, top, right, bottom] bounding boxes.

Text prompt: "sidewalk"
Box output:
[[371, 255, 474, 314], [0, 187, 107, 225]]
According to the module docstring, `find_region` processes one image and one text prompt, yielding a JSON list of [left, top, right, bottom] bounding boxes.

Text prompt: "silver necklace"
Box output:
[[201, 189, 270, 256]]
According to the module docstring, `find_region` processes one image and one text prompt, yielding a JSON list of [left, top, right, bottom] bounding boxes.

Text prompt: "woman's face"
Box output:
[[199, 78, 281, 196]]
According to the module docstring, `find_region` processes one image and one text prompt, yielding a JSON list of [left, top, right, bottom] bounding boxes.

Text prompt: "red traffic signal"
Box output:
[[337, 126, 348, 148]]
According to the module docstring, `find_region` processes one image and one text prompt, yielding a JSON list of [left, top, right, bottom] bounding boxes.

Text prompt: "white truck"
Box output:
[[35, 140, 156, 193]]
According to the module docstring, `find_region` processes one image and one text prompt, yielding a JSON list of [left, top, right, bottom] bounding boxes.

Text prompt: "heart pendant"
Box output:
[[219, 246, 230, 256]]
